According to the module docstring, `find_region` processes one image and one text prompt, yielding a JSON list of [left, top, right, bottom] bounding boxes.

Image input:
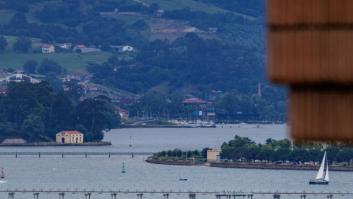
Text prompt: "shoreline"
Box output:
[[146, 157, 204, 166], [120, 122, 285, 129], [120, 125, 216, 128], [0, 141, 112, 147], [210, 162, 353, 172], [146, 158, 353, 172]]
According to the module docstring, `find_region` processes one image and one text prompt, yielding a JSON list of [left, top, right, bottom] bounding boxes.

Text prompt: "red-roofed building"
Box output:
[[183, 97, 215, 121], [116, 107, 129, 119], [56, 130, 84, 144]]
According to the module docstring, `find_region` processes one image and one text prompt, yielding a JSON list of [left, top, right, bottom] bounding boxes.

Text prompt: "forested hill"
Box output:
[[0, 0, 286, 121]]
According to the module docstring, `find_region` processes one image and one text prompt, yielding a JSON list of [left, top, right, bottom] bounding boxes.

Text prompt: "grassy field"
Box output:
[[141, 0, 226, 13], [0, 52, 112, 71], [0, 10, 14, 25], [4, 35, 42, 50], [0, 35, 112, 71]]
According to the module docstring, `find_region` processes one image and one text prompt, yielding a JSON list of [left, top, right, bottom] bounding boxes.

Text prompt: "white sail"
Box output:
[[315, 152, 326, 179], [324, 159, 329, 181]]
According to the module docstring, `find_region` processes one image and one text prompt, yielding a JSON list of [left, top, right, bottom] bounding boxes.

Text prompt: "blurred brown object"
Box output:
[[268, 0, 353, 141], [268, 0, 353, 25], [290, 86, 353, 141], [269, 30, 353, 84]]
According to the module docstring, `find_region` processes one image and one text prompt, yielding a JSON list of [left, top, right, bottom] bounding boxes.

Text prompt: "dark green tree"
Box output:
[[9, 13, 28, 27], [13, 37, 32, 52], [77, 96, 120, 141], [21, 113, 45, 142], [0, 36, 8, 51], [23, 60, 38, 74], [37, 59, 63, 75], [64, 80, 84, 102]]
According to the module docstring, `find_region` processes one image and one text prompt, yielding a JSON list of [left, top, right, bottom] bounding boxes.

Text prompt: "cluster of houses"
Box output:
[[61, 75, 135, 120], [0, 70, 134, 120], [40, 43, 134, 54]]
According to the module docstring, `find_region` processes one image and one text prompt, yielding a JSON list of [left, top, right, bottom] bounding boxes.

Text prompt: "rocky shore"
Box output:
[[146, 157, 203, 166]]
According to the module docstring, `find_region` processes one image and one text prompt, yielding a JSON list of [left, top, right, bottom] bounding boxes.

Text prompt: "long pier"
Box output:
[[0, 152, 153, 158], [0, 189, 350, 199]]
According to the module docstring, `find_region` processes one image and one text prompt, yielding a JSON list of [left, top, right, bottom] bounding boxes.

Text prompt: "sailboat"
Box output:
[[129, 136, 132, 148], [0, 168, 4, 179], [309, 152, 329, 185], [121, 162, 126, 173]]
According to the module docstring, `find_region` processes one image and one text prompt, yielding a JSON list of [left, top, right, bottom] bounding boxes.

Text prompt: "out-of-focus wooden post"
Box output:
[[268, 0, 353, 141]]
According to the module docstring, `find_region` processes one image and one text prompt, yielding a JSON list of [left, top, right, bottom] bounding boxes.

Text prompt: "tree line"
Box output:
[[0, 35, 32, 53], [154, 136, 353, 165], [221, 136, 353, 164]]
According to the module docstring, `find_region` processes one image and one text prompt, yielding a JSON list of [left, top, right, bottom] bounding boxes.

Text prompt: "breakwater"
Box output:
[[146, 157, 353, 172], [0, 151, 153, 158], [0, 141, 112, 147], [146, 157, 202, 166]]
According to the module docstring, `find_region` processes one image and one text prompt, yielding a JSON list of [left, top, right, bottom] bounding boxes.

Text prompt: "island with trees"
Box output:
[[0, 81, 120, 145], [147, 136, 353, 171]]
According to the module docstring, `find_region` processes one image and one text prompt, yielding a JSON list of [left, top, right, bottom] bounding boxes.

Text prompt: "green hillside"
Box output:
[[0, 52, 112, 71], [141, 0, 226, 13], [0, 35, 112, 71], [0, 0, 285, 122], [0, 10, 14, 25]]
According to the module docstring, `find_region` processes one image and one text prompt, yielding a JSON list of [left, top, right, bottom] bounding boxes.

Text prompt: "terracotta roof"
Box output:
[[183, 98, 207, 104], [75, 45, 86, 48], [60, 130, 83, 135]]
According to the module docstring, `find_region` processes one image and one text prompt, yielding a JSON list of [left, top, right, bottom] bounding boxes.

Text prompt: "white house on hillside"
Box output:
[[41, 44, 55, 54]]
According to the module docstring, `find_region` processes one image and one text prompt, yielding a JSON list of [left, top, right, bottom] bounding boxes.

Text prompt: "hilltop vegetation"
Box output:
[[194, 0, 265, 16], [0, 0, 285, 121]]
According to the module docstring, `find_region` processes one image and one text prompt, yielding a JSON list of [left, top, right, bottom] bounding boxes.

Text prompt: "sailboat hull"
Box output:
[[310, 152, 329, 185], [309, 179, 329, 185]]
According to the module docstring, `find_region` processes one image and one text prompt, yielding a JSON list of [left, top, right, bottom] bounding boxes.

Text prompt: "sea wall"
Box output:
[[0, 141, 112, 147], [210, 162, 353, 172], [146, 157, 202, 166], [146, 157, 353, 172]]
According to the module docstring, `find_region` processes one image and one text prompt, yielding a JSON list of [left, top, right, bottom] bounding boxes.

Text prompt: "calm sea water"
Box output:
[[0, 125, 351, 199], [0, 124, 288, 153]]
